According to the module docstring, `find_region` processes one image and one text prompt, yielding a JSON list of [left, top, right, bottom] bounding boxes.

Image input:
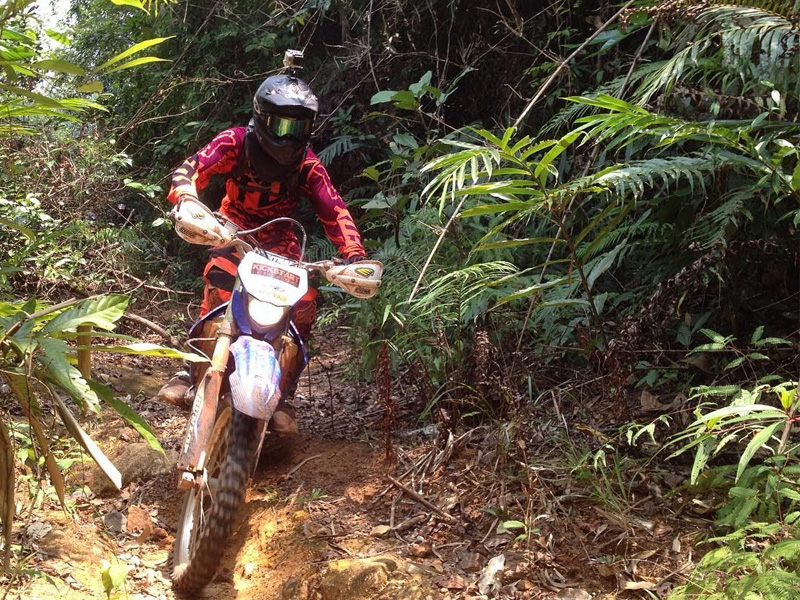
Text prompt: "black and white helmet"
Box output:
[[252, 73, 318, 166]]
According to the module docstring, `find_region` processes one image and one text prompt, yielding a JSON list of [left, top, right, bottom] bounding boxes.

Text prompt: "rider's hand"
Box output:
[[343, 255, 367, 265], [172, 184, 199, 208]]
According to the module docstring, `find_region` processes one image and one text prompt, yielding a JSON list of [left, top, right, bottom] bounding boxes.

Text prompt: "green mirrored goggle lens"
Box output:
[[267, 115, 311, 139]]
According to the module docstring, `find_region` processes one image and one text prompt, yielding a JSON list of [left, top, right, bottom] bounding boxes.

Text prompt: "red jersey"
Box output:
[[167, 127, 365, 260]]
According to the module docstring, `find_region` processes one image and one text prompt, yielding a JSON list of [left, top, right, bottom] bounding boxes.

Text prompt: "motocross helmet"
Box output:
[[252, 73, 318, 166]]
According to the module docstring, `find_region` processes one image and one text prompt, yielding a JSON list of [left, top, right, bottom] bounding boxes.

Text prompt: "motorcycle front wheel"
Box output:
[[171, 405, 258, 593]]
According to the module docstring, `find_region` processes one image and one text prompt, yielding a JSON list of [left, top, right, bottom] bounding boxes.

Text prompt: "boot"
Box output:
[[269, 336, 304, 435], [157, 371, 193, 407], [270, 403, 298, 435]]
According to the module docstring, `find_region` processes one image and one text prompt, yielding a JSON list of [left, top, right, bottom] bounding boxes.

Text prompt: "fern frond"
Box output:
[[410, 261, 518, 322], [636, 4, 800, 101], [317, 134, 373, 164], [590, 156, 716, 200]]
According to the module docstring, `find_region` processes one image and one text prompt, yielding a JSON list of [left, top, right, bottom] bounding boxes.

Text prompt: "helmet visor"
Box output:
[[266, 114, 312, 140]]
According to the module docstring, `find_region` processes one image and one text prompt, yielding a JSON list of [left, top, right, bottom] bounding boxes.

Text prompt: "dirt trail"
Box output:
[[13, 332, 456, 600], [9, 329, 697, 600]]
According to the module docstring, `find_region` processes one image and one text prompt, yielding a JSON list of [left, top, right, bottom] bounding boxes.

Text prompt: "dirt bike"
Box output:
[[167, 199, 382, 593]]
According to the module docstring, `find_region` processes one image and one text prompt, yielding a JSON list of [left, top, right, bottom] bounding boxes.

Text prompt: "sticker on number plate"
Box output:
[[238, 252, 308, 305]]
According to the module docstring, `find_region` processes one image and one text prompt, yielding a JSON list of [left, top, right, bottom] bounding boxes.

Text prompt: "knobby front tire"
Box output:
[[171, 408, 259, 594]]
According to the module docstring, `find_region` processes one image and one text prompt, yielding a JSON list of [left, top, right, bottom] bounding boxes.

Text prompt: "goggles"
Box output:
[[265, 114, 312, 140]]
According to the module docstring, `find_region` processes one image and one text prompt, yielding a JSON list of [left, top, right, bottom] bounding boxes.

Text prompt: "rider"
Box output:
[[157, 51, 367, 434]]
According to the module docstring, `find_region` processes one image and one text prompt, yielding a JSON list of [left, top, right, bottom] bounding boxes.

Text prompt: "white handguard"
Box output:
[[171, 198, 233, 247], [324, 260, 383, 299]]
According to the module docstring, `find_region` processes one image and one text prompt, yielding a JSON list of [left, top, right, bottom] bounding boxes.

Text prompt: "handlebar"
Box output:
[[172, 199, 382, 298]]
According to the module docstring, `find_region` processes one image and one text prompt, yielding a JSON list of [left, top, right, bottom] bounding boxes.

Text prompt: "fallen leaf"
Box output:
[[370, 525, 392, 537], [433, 573, 468, 590]]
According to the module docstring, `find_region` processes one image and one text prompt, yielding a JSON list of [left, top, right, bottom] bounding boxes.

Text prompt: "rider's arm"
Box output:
[[301, 151, 367, 261], [167, 128, 245, 205]]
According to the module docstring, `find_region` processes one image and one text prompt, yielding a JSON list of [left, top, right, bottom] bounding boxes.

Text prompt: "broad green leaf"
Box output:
[[59, 97, 106, 111], [724, 356, 746, 371], [792, 160, 800, 191], [102, 56, 169, 75], [461, 201, 534, 218], [0, 83, 65, 108], [0, 216, 34, 239], [49, 386, 121, 491], [89, 382, 165, 455], [37, 338, 100, 413], [409, 71, 432, 97], [388, 90, 417, 110], [94, 37, 172, 73], [45, 29, 71, 46], [533, 130, 584, 185], [90, 342, 207, 362], [586, 241, 626, 290], [361, 166, 380, 181], [736, 421, 782, 481], [371, 89, 397, 104], [76, 81, 103, 94], [778, 387, 797, 411], [109, 0, 146, 11], [499, 276, 570, 303], [690, 437, 714, 484], [101, 560, 130, 597], [42, 295, 128, 334], [699, 403, 785, 423], [478, 237, 563, 251], [32, 59, 85, 76]]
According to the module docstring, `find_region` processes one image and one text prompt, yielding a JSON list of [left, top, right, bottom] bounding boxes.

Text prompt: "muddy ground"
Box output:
[[4, 328, 705, 600]]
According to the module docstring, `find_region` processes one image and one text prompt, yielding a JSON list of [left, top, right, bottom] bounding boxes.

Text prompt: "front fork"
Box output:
[[176, 316, 234, 491]]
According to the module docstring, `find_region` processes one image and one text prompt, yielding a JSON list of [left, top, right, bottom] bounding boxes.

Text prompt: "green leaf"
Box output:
[[77, 81, 103, 94], [45, 29, 71, 46], [37, 339, 100, 414], [390, 90, 417, 110], [0, 216, 34, 239], [370, 90, 397, 105], [42, 295, 128, 334], [32, 59, 85, 76], [586, 241, 626, 290], [699, 403, 784, 423], [461, 201, 535, 218], [101, 560, 130, 598], [94, 37, 172, 73], [109, 0, 146, 12], [361, 166, 380, 181], [90, 343, 207, 362], [101, 56, 169, 75], [89, 382, 165, 456], [409, 71, 432, 97], [778, 488, 800, 502], [723, 357, 746, 371], [500, 520, 526, 531], [736, 421, 782, 482]]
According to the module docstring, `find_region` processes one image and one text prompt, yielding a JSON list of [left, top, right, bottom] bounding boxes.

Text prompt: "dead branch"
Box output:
[[385, 474, 458, 523]]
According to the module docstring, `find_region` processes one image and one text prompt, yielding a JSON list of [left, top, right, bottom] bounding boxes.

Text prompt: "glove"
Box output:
[[343, 255, 367, 265]]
